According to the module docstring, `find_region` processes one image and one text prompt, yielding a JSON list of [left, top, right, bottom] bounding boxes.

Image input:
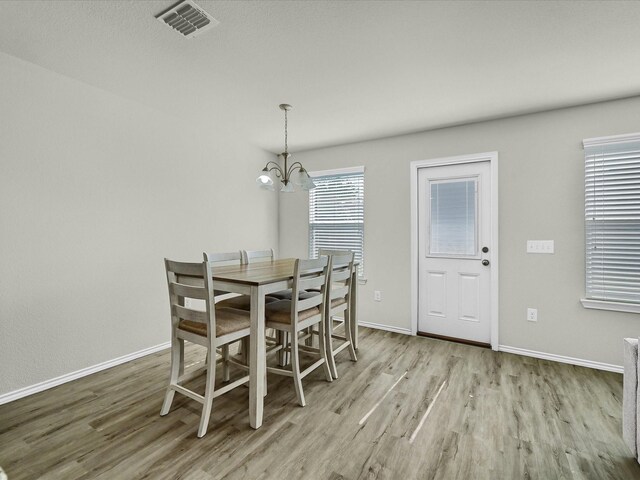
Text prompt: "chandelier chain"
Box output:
[[284, 108, 288, 154]]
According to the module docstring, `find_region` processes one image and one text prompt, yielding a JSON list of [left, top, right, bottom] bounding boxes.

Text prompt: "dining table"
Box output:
[[210, 258, 359, 429]]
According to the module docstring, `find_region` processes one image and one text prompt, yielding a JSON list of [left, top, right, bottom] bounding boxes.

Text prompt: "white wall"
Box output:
[[0, 52, 279, 397], [280, 96, 640, 367]]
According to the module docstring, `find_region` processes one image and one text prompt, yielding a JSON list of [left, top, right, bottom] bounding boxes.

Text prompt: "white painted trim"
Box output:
[[0, 342, 170, 406], [359, 321, 412, 335], [309, 165, 365, 177], [490, 153, 499, 350], [583, 132, 640, 149], [410, 152, 499, 349], [498, 345, 622, 373], [581, 298, 640, 314]]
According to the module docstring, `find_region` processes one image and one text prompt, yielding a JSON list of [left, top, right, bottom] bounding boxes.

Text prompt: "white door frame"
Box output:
[[410, 152, 499, 350]]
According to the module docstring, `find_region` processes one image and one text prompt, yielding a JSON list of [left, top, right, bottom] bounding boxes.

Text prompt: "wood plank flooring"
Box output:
[[1, 328, 639, 479]]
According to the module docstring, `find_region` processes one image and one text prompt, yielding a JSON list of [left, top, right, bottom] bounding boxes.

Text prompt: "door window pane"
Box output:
[[429, 179, 477, 256]]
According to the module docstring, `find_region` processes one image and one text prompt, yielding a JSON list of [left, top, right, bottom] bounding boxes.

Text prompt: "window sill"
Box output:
[[581, 298, 640, 314]]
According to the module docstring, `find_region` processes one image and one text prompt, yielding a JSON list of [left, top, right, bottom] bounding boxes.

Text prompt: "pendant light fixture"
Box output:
[[256, 104, 316, 192]]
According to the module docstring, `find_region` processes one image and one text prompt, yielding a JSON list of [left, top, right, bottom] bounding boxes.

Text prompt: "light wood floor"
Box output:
[[1, 328, 639, 480]]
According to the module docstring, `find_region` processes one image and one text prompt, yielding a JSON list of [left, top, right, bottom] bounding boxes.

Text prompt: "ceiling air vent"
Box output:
[[156, 0, 219, 39]]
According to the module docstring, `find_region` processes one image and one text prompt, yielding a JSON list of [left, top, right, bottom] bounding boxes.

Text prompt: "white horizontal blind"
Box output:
[[309, 169, 364, 276], [584, 134, 640, 304], [429, 179, 477, 256]]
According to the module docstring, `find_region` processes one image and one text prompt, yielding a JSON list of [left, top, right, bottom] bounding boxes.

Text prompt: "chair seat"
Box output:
[[269, 290, 320, 301], [216, 294, 279, 310], [265, 300, 320, 324], [178, 307, 250, 337]]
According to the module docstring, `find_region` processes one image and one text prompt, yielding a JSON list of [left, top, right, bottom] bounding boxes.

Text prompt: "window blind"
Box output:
[[309, 169, 365, 276], [584, 134, 640, 304]]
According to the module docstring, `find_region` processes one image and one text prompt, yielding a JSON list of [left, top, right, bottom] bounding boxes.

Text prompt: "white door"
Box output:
[[418, 161, 492, 344]]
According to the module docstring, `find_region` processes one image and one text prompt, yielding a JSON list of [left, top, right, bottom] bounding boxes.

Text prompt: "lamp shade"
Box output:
[[280, 181, 295, 193], [256, 168, 274, 187], [301, 176, 317, 191], [299, 169, 316, 191]]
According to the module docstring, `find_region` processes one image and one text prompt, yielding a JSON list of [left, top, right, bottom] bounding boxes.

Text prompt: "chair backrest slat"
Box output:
[[243, 249, 274, 264], [300, 274, 326, 290], [172, 304, 208, 323], [329, 285, 349, 301], [318, 249, 353, 258], [170, 282, 208, 300], [166, 259, 205, 277], [328, 266, 351, 282], [299, 257, 329, 271], [297, 295, 323, 311], [203, 251, 243, 265]]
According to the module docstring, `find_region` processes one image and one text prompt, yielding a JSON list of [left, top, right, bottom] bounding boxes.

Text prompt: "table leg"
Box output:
[[249, 285, 266, 429], [350, 271, 358, 350]]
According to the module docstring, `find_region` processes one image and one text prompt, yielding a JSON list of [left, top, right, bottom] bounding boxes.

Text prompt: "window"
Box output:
[[582, 133, 640, 313], [429, 178, 477, 256], [309, 167, 365, 276]]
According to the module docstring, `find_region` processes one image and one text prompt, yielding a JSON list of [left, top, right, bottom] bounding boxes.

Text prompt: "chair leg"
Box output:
[[241, 337, 249, 365], [178, 338, 185, 378], [161, 334, 182, 416], [222, 345, 230, 382], [197, 345, 216, 438], [305, 326, 313, 347], [344, 310, 357, 362], [318, 317, 334, 383], [325, 315, 339, 379], [290, 330, 306, 407], [277, 330, 286, 367], [283, 332, 291, 366]]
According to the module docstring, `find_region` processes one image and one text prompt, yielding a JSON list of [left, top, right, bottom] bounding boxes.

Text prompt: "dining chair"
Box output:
[[323, 251, 358, 379], [202, 250, 244, 303], [203, 251, 252, 367], [250, 249, 303, 302], [264, 257, 333, 406], [214, 250, 280, 311], [161, 258, 251, 438], [239, 249, 289, 364]]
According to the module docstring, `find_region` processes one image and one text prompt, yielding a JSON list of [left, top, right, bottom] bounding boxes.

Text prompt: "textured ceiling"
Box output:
[[1, 0, 640, 153]]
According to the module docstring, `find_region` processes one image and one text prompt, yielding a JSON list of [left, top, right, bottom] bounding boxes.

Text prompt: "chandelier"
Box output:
[[256, 104, 316, 192]]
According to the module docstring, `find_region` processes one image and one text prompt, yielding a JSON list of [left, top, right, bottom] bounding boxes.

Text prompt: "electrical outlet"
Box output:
[[374, 290, 382, 302], [184, 298, 192, 308], [527, 308, 538, 322]]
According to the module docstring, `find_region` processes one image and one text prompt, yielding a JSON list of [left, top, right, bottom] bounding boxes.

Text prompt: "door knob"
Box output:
[[482, 259, 490, 266]]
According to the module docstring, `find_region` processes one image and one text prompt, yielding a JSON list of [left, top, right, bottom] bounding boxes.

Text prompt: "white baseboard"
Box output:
[[0, 342, 170, 406], [498, 345, 622, 373], [359, 321, 412, 336]]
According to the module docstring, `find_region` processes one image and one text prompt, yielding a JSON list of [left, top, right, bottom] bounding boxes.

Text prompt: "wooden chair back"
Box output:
[[203, 251, 243, 299], [164, 259, 215, 341], [291, 257, 329, 323], [326, 252, 355, 305]]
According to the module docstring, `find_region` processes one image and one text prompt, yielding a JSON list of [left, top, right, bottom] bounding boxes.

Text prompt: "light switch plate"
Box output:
[[527, 240, 554, 254]]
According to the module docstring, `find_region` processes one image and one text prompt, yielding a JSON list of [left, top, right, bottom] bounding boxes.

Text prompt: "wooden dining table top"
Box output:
[[211, 258, 298, 286]]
